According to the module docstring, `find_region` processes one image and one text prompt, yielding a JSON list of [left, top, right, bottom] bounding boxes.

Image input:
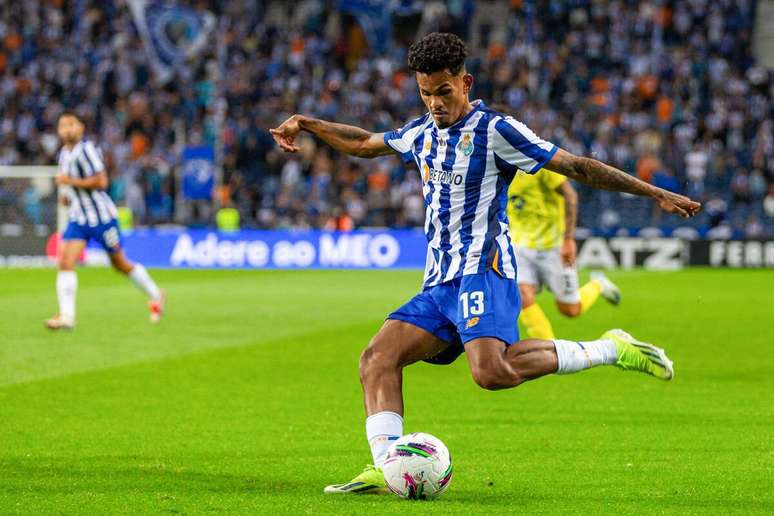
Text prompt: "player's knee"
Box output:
[[359, 342, 396, 385], [557, 303, 581, 318], [470, 369, 504, 391], [58, 253, 77, 270]]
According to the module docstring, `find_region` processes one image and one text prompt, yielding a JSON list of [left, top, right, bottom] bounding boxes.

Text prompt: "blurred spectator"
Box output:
[[764, 185, 774, 219], [653, 168, 680, 194], [685, 145, 709, 185], [749, 169, 767, 199], [744, 216, 764, 239], [323, 207, 354, 231], [22, 182, 42, 225], [730, 170, 751, 204], [651, 167, 680, 224], [705, 197, 729, 229]]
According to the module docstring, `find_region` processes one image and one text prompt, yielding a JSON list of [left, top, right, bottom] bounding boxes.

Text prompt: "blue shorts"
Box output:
[[62, 219, 123, 254], [388, 269, 521, 365]]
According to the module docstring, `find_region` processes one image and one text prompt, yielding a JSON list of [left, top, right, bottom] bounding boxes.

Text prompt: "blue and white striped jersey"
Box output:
[[58, 140, 118, 227], [384, 100, 557, 288]]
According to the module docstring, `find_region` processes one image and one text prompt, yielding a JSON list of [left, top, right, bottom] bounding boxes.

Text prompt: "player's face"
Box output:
[[57, 115, 84, 145], [416, 69, 473, 128]]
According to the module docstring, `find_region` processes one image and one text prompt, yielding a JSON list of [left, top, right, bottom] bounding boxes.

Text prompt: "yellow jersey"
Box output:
[[507, 168, 567, 250]]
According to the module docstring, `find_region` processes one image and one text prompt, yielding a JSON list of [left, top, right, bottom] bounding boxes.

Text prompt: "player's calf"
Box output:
[[109, 251, 134, 275], [111, 251, 165, 322], [359, 320, 446, 415], [469, 366, 519, 391]]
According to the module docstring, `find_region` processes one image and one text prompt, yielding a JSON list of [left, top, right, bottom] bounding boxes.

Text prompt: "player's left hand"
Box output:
[[655, 190, 701, 218], [560, 237, 577, 266], [55, 174, 72, 186]]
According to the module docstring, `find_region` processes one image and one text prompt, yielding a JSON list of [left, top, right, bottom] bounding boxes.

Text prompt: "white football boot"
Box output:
[[590, 271, 621, 306]]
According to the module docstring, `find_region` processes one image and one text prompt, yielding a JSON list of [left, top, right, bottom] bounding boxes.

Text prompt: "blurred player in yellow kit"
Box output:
[[508, 169, 621, 339]]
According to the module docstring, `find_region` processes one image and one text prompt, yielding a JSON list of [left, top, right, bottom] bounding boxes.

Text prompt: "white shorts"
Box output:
[[515, 246, 580, 304]]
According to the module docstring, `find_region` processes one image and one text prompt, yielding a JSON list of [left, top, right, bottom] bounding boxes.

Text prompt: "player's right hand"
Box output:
[[59, 195, 71, 207], [560, 237, 577, 266], [270, 115, 302, 153], [655, 190, 701, 218]]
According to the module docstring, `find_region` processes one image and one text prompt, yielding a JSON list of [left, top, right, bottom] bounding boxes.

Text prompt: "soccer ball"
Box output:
[[382, 432, 453, 499]]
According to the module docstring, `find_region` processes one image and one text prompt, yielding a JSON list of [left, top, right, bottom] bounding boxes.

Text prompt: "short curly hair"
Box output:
[[408, 32, 468, 75]]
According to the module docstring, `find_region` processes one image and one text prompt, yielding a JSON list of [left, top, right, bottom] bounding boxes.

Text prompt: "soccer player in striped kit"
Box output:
[[45, 111, 164, 330], [271, 33, 701, 494]]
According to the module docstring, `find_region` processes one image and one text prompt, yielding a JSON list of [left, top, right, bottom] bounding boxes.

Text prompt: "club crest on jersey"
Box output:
[[424, 140, 432, 152], [457, 133, 474, 156]]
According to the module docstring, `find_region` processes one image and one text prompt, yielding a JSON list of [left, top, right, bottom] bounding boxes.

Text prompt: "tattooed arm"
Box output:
[[547, 148, 701, 217], [270, 115, 393, 158]]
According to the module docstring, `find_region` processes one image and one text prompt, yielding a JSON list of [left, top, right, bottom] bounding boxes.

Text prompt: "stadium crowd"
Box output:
[[0, 0, 772, 237]]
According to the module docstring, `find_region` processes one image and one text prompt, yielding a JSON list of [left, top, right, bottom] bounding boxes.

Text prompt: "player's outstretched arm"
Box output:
[[547, 148, 701, 218], [270, 115, 393, 158]]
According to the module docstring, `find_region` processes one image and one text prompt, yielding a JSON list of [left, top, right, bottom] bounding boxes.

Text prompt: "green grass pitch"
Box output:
[[0, 267, 772, 514]]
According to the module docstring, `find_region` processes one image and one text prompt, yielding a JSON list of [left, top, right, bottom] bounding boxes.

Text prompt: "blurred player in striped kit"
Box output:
[[507, 169, 621, 340], [45, 112, 164, 330]]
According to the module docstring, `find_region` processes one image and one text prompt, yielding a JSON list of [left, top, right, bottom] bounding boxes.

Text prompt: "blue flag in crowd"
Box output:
[[338, 0, 392, 54], [127, 0, 215, 84], [181, 146, 215, 201]]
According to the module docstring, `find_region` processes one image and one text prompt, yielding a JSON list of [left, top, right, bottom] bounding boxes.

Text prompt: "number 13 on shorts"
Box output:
[[460, 290, 485, 318]]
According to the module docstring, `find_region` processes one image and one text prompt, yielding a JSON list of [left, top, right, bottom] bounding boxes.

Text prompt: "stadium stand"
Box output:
[[0, 0, 770, 237]]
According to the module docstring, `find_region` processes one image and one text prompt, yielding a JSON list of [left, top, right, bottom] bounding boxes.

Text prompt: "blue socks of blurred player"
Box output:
[[554, 339, 617, 374], [129, 264, 161, 300], [366, 411, 402, 467], [56, 271, 77, 323]]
